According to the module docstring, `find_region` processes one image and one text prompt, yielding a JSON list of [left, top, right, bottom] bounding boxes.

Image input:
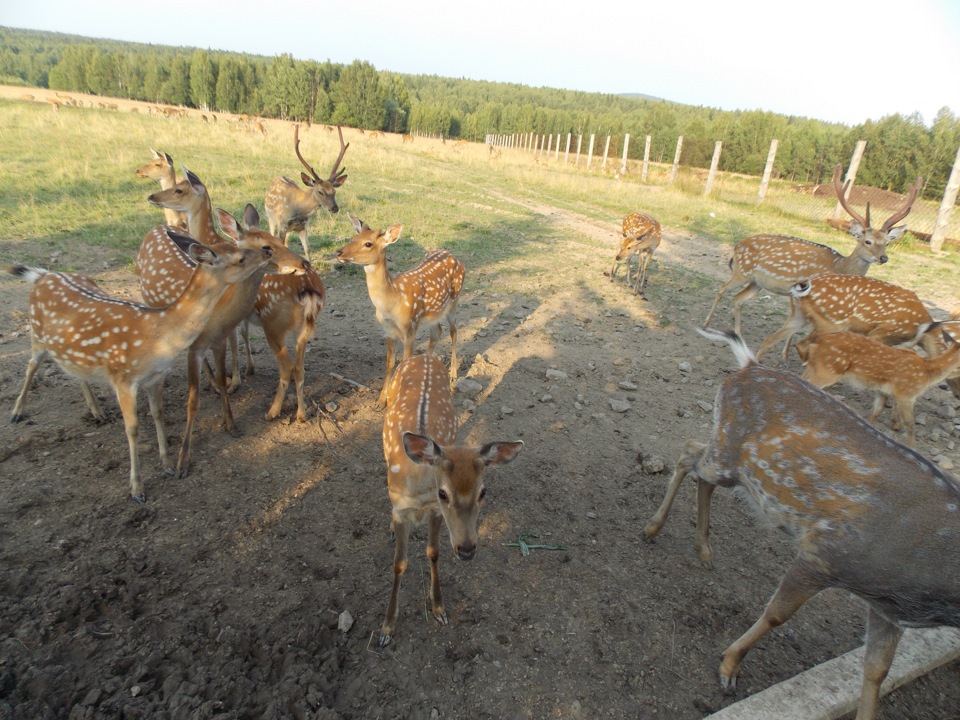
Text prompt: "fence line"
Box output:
[[484, 131, 960, 248]]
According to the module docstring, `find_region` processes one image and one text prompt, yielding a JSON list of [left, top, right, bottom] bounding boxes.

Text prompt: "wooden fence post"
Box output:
[[621, 133, 630, 175], [564, 133, 572, 163], [832, 140, 867, 221], [587, 134, 596, 169], [555, 134, 561, 160], [931, 143, 960, 253], [642, 135, 651, 183], [757, 139, 779, 204], [602, 135, 611, 170], [670, 136, 683, 184], [704, 141, 722, 196], [576, 134, 582, 165], [547, 134, 553, 155]]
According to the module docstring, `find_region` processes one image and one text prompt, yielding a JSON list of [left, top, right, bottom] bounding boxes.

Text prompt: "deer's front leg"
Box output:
[[379, 515, 410, 649]]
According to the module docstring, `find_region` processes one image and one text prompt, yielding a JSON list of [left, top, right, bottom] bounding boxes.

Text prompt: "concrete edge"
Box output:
[[704, 627, 960, 720]]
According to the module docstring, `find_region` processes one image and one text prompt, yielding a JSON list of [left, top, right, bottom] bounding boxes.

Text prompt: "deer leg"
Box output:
[[113, 383, 145, 503], [378, 338, 399, 409], [379, 514, 411, 649], [144, 381, 173, 476], [731, 282, 761, 337], [11, 350, 46, 422], [610, 257, 619, 283], [212, 342, 240, 437], [427, 511, 448, 626], [756, 302, 807, 361], [80, 382, 107, 421], [291, 318, 312, 423], [703, 276, 742, 328], [695, 477, 717, 567], [241, 318, 255, 377], [856, 607, 903, 720], [868, 393, 889, 427], [644, 441, 708, 540], [448, 310, 459, 384], [226, 328, 242, 394], [298, 230, 310, 259], [176, 351, 203, 478], [719, 560, 825, 691], [896, 398, 917, 448], [264, 327, 294, 422], [637, 251, 654, 296]]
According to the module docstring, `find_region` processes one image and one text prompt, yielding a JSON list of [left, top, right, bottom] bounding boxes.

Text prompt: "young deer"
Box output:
[[140, 172, 309, 476], [644, 327, 960, 720], [610, 212, 662, 296], [334, 216, 465, 408], [703, 164, 921, 334], [134, 149, 186, 229], [794, 328, 960, 448], [8, 237, 271, 502], [379, 353, 523, 648], [755, 272, 940, 360], [264, 124, 348, 257], [239, 212, 327, 423]]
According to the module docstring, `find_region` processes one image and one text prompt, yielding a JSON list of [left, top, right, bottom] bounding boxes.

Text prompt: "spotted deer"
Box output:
[[139, 172, 309, 476], [703, 164, 921, 335], [610, 212, 662, 296], [238, 212, 327, 423], [334, 216, 465, 408], [755, 273, 941, 360], [264, 124, 348, 257], [794, 327, 960, 448], [378, 353, 523, 648], [644, 327, 960, 720], [134, 149, 186, 229], [7, 238, 271, 502]]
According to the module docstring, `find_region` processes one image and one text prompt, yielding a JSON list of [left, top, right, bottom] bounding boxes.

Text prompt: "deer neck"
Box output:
[[186, 196, 220, 245], [925, 343, 960, 384], [834, 247, 873, 276], [363, 258, 398, 312]]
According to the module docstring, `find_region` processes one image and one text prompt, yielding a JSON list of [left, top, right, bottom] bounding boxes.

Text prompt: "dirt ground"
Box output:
[[3, 129, 960, 718]]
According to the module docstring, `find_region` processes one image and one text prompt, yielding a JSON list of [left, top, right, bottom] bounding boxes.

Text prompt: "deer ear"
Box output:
[[181, 166, 205, 194], [384, 224, 403, 244], [244, 203, 261, 230], [150, 148, 161, 159], [348, 214, 364, 234], [886, 225, 908, 242], [332, 173, 347, 187], [187, 243, 217, 265], [301, 172, 315, 187], [478, 441, 524, 467], [216, 209, 241, 241], [402, 432, 443, 466], [847, 221, 865, 239]]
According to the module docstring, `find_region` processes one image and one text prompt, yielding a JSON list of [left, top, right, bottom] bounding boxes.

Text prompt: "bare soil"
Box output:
[[2, 128, 960, 718]]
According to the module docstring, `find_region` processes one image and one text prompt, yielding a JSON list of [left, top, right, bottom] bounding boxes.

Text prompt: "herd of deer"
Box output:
[[7, 115, 960, 715]]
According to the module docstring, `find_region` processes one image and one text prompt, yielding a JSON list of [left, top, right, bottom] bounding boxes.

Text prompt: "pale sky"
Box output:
[[3, 0, 959, 127]]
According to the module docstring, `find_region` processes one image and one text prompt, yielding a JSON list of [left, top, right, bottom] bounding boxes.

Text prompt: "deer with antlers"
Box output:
[[378, 353, 523, 648], [703, 164, 921, 336], [334, 216, 465, 408], [794, 327, 960, 448], [644, 327, 960, 720], [610, 212, 662, 296], [134, 149, 187, 229], [754, 272, 941, 360], [140, 170, 310, 476], [8, 237, 272, 502], [264, 124, 348, 257]]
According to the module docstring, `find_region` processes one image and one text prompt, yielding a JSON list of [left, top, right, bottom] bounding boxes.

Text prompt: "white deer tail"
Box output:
[[695, 326, 757, 369]]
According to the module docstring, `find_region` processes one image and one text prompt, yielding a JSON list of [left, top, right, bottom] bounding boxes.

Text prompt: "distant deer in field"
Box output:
[[334, 216, 465, 408], [644, 327, 960, 720], [135, 149, 187, 229], [755, 272, 941, 360], [795, 327, 960, 447], [7, 238, 271, 502], [264, 124, 348, 257], [377, 353, 523, 648], [703, 164, 921, 336], [610, 212, 662, 296], [141, 170, 310, 476], [401, 134, 414, 144]]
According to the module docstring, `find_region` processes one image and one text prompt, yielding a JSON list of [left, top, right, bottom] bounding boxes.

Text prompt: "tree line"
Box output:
[[2, 26, 958, 197]]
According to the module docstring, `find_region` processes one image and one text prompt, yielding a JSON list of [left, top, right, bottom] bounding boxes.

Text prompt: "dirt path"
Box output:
[[1, 154, 959, 720]]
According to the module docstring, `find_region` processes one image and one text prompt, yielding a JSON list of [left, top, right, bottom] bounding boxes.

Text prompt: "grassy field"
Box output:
[[1, 96, 957, 310]]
